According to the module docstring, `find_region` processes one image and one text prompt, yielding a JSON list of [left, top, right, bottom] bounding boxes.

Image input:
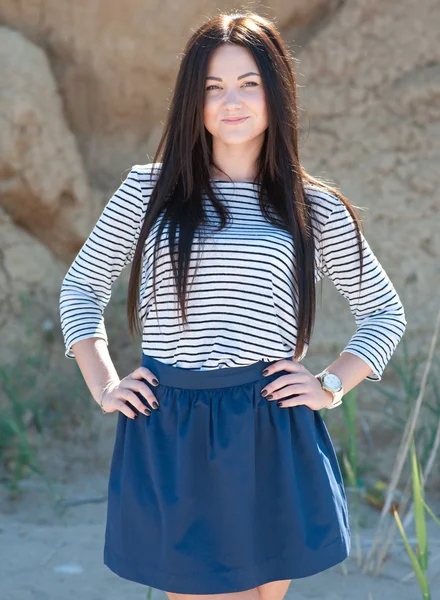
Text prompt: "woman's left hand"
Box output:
[[260, 358, 334, 411]]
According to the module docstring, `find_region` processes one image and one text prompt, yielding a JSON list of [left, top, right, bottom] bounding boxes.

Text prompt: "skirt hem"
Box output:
[[103, 535, 351, 594]]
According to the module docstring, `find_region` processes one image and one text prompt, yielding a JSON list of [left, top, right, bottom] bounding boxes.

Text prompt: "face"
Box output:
[[203, 44, 268, 147]]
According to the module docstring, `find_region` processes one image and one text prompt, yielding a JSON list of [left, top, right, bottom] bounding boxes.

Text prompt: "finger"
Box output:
[[121, 379, 160, 410], [261, 373, 307, 396], [116, 388, 154, 416], [277, 395, 307, 408], [113, 397, 143, 419], [261, 358, 301, 377], [130, 366, 160, 386], [264, 384, 305, 401]]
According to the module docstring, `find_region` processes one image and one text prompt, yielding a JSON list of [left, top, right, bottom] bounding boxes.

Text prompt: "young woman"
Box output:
[[59, 11, 407, 600]]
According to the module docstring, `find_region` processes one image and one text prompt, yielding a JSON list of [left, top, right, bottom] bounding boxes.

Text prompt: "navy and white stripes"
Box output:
[[59, 163, 407, 380], [310, 188, 407, 380]]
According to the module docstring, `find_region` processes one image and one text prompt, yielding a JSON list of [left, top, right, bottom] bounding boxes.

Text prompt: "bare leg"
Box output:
[[257, 580, 292, 600], [166, 587, 261, 600]]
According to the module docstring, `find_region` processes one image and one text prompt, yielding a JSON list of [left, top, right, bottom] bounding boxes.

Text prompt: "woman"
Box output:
[[59, 11, 407, 600]]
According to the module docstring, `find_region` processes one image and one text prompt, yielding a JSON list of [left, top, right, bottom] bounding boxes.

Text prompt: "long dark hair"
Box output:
[[127, 11, 364, 359]]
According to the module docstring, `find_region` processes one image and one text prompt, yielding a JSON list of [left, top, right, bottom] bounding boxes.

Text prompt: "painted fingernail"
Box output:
[[261, 389, 268, 397], [266, 395, 273, 400], [152, 378, 159, 386], [152, 401, 159, 409], [144, 408, 151, 416], [262, 369, 269, 376], [277, 401, 283, 407], [133, 413, 139, 419]]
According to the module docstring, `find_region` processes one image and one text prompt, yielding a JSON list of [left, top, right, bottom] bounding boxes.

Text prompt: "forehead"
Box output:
[[207, 44, 258, 73]]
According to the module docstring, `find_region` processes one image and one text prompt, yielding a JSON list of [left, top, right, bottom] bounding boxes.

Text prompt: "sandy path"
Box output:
[[2, 470, 440, 600]]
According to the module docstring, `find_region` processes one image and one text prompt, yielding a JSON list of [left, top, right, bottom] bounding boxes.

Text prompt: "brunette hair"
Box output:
[[127, 11, 364, 359]]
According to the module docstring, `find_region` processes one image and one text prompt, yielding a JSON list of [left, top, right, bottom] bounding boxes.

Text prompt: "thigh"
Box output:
[[257, 579, 292, 600], [166, 588, 261, 600]]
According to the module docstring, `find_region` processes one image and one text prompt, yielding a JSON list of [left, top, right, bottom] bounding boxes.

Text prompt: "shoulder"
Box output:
[[304, 183, 342, 228], [107, 163, 162, 220], [130, 162, 162, 191], [122, 163, 163, 216]]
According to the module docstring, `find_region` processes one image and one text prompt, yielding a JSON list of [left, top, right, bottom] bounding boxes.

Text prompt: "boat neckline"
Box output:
[[210, 179, 261, 185]]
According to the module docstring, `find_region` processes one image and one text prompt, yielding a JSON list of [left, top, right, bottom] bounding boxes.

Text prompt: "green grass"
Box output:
[[393, 439, 431, 599], [376, 338, 440, 468], [0, 293, 93, 498]]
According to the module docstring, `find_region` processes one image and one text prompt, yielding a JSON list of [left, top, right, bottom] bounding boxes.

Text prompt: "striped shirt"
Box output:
[[59, 163, 407, 381]]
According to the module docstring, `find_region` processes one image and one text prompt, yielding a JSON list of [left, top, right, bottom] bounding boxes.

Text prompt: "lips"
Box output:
[[222, 117, 249, 123]]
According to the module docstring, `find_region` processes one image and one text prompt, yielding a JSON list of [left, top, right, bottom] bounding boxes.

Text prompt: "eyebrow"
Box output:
[[206, 71, 261, 82]]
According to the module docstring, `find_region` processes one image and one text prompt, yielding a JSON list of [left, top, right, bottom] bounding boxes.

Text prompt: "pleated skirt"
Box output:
[[103, 354, 351, 594]]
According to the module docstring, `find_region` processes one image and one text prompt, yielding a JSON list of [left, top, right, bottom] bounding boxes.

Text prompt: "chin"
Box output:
[[219, 137, 256, 146]]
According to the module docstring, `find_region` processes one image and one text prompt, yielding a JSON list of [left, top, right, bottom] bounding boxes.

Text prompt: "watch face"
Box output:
[[323, 373, 342, 392]]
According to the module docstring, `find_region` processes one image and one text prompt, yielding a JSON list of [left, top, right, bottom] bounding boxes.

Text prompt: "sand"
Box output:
[[1, 418, 440, 600]]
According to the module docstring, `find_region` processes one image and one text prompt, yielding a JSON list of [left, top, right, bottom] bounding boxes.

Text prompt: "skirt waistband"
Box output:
[[141, 354, 279, 389]]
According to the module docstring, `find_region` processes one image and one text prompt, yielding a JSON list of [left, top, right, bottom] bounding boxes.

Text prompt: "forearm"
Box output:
[[321, 351, 375, 395], [70, 338, 121, 406]]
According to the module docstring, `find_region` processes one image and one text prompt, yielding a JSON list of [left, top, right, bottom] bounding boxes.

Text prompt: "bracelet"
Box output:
[[99, 394, 108, 414], [99, 382, 117, 415]]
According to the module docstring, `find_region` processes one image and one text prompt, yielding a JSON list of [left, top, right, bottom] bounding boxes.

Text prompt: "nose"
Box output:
[[222, 88, 242, 110]]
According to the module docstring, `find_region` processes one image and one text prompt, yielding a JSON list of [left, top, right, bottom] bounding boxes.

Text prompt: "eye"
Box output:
[[205, 81, 259, 91]]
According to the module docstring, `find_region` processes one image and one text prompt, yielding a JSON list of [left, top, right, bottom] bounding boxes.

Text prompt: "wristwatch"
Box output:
[[315, 369, 344, 409]]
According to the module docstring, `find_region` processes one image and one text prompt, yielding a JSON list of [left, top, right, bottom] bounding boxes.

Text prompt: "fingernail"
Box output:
[[152, 378, 159, 386], [277, 401, 283, 407], [266, 394, 273, 400], [152, 401, 159, 409], [144, 408, 151, 415], [133, 414, 138, 419], [262, 369, 269, 376], [261, 389, 268, 397]]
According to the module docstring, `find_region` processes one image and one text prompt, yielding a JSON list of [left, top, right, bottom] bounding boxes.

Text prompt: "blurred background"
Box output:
[[0, 1, 439, 599]]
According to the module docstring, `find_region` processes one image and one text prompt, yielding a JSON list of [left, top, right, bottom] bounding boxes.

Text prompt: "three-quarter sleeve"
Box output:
[[59, 167, 145, 358], [319, 196, 407, 381]]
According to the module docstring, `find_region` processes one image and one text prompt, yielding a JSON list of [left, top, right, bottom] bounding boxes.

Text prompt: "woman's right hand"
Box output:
[[100, 366, 160, 419]]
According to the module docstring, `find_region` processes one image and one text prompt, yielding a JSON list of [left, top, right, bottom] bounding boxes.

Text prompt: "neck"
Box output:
[[210, 136, 263, 183]]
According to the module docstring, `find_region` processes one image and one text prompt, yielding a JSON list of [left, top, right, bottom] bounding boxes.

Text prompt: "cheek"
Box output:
[[203, 99, 218, 130], [254, 91, 268, 121]]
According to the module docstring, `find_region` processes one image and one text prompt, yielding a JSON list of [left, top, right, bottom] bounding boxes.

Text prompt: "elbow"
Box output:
[[396, 302, 408, 341], [380, 297, 408, 341]]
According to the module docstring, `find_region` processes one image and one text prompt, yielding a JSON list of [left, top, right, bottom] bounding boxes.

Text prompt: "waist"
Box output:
[[141, 353, 279, 389]]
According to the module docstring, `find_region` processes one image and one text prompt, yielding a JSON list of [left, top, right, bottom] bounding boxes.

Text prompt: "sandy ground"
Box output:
[[2, 476, 440, 600], [1, 416, 440, 600]]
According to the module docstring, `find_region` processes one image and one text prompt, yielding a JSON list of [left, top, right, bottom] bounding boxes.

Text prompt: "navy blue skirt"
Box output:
[[103, 354, 351, 594]]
